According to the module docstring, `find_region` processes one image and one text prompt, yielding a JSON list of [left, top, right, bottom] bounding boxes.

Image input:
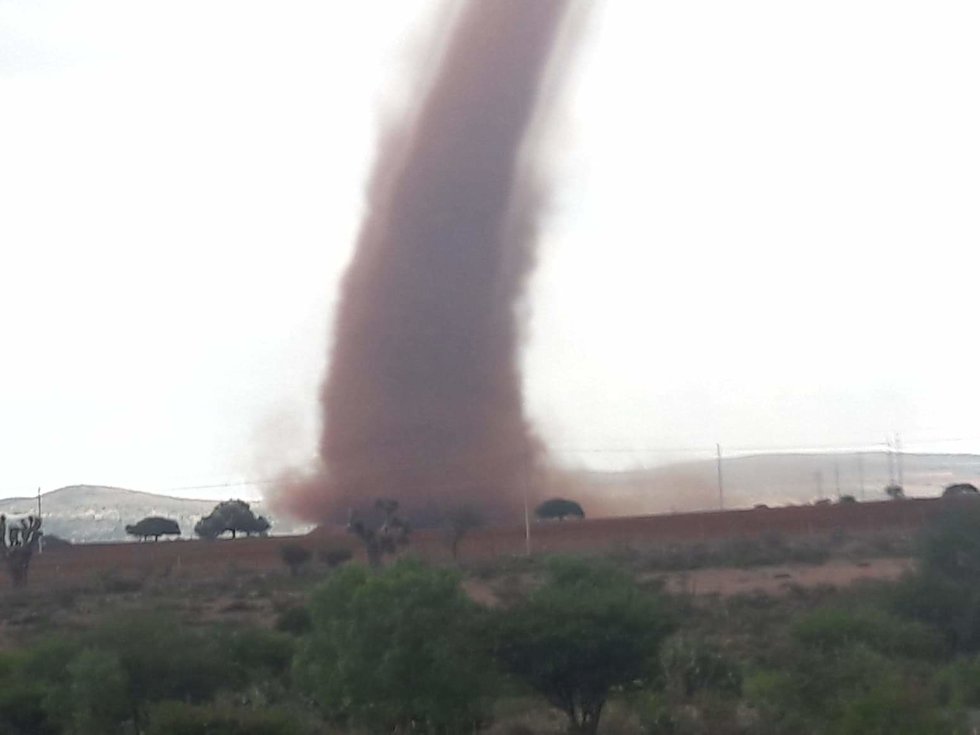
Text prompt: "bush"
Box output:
[[0, 681, 58, 735], [891, 504, 980, 652], [919, 503, 980, 581], [494, 557, 674, 735], [295, 559, 496, 733], [660, 637, 742, 699], [891, 572, 980, 653], [213, 627, 294, 681], [64, 648, 130, 734], [279, 544, 311, 576], [792, 608, 945, 660], [145, 702, 302, 735], [319, 547, 353, 568], [833, 680, 959, 734], [83, 612, 230, 728], [275, 606, 312, 636]]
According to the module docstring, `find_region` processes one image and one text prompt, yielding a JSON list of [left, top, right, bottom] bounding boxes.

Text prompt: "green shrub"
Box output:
[[833, 680, 961, 734], [494, 557, 675, 735], [296, 559, 496, 733], [0, 682, 58, 735], [661, 637, 742, 698], [64, 648, 130, 734], [919, 503, 980, 581], [319, 547, 353, 568], [83, 612, 230, 728], [932, 656, 980, 708], [145, 702, 302, 735], [275, 605, 312, 635], [891, 571, 980, 652], [214, 626, 294, 681], [792, 608, 945, 660]]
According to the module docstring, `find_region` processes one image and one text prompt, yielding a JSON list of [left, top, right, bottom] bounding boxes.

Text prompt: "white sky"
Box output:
[[2, 0, 978, 500]]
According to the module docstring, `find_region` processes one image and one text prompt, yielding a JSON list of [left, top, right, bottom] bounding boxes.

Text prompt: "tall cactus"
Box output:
[[0, 514, 43, 587]]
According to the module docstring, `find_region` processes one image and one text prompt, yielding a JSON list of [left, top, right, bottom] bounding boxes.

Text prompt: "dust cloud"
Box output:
[[273, 1, 578, 525]]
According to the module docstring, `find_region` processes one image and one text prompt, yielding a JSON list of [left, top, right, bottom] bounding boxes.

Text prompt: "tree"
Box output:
[[890, 502, 980, 652], [319, 548, 353, 568], [295, 560, 495, 733], [493, 557, 674, 735], [442, 505, 482, 561], [125, 517, 181, 542], [885, 484, 905, 500], [943, 483, 979, 497], [194, 500, 270, 540], [347, 499, 410, 567], [279, 543, 311, 577], [0, 514, 42, 587], [534, 498, 585, 521]]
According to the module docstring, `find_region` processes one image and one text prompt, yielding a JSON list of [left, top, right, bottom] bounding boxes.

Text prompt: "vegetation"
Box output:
[[319, 547, 353, 568], [194, 500, 270, 540], [125, 516, 181, 541], [346, 498, 410, 567], [295, 560, 494, 733], [885, 484, 906, 500], [7, 502, 980, 733], [495, 557, 674, 734], [534, 498, 585, 521], [443, 505, 482, 560], [0, 514, 42, 586], [279, 543, 311, 577], [943, 482, 979, 497]]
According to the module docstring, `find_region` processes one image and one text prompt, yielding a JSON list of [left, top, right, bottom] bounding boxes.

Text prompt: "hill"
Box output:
[[571, 451, 980, 516], [0, 485, 314, 544], [4, 453, 978, 543]]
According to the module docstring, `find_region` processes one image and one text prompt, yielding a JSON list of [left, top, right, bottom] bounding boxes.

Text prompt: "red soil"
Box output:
[[5, 497, 955, 590]]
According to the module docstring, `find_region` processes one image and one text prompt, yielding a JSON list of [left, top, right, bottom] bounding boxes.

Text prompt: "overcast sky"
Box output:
[[2, 0, 978, 500]]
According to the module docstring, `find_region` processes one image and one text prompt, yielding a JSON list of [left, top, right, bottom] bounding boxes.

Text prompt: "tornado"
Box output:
[[278, 0, 574, 524]]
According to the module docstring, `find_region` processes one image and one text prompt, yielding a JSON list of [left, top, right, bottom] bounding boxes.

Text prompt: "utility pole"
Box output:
[[895, 433, 904, 490], [857, 453, 865, 501], [522, 454, 532, 556], [36, 487, 42, 554], [835, 464, 841, 498], [886, 437, 896, 487], [716, 444, 724, 511]]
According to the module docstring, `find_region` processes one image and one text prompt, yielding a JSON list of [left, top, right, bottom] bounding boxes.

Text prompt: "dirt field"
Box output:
[[3, 497, 953, 591], [655, 556, 914, 596]]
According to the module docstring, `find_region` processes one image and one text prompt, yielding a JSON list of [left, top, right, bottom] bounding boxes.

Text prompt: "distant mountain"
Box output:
[[0, 485, 315, 544], [4, 453, 978, 542], [568, 452, 980, 516]]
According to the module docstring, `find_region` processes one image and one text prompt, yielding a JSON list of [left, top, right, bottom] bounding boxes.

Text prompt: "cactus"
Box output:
[[0, 514, 43, 587]]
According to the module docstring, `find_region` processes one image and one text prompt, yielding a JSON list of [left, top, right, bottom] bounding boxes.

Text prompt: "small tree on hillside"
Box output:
[[442, 506, 482, 561], [885, 484, 905, 500], [494, 557, 674, 735], [534, 497, 585, 521], [0, 514, 42, 587], [279, 543, 311, 577], [194, 500, 270, 540], [347, 499, 410, 567], [943, 483, 979, 498], [126, 517, 181, 542]]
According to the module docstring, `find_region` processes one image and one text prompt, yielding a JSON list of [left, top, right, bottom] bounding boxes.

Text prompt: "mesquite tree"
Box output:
[[347, 499, 410, 567], [0, 514, 43, 587]]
